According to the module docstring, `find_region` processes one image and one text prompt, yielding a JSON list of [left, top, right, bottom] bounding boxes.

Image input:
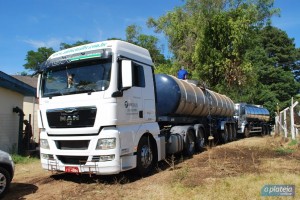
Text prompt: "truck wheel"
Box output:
[[227, 125, 233, 142], [261, 126, 265, 136], [221, 125, 229, 143], [136, 136, 156, 176], [185, 130, 195, 156], [266, 126, 270, 135], [232, 125, 237, 140], [196, 128, 205, 152], [0, 167, 11, 197], [244, 127, 250, 138]]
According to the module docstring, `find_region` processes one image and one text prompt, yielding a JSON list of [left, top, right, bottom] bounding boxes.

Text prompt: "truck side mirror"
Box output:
[[122, 60, 133, 88]]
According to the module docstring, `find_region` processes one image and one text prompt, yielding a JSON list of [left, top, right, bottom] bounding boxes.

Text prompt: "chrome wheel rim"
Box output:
[[140, 145, 153, 168], [0, 173, 7, 194]]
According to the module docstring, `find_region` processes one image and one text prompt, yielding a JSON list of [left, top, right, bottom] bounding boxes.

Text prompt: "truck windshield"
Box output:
[[41, 59, 111, 97]]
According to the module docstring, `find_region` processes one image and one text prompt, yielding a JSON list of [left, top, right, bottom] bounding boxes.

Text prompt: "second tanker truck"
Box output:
[[234, 103, 270, 137], [37, 40, 237, 176]]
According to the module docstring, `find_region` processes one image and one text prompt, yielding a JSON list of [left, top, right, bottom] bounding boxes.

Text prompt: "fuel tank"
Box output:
[[155, 74, 235, 117]]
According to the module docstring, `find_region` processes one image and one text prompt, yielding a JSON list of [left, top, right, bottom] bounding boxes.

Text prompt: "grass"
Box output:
[[275, 137, 299, 155], [288, 139, 298, 146], [157, 136, 300, 200], [109, 172, 300, 200], [275, 147, 295, 155], [8, 136, 300, 200], [191, 173, 300, 200], [12, 154, 39, 164]]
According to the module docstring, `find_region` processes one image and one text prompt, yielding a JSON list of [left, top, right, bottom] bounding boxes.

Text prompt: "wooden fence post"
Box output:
[[291, 98, 298, 140]]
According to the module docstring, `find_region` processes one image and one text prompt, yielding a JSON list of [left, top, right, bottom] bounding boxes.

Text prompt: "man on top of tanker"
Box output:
[[177, 66, 188, 80]]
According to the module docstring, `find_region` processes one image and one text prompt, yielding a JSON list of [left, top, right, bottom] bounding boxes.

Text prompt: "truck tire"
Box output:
[[0, 167, 11, 197], [266, 125, 270, 135], [232, 124, 237, 140], [261, 125, 266, 136], [136, 136, 156, 176], [244, 127, 250, 138], [221, 125, 229, 143], [184, 130, 195, 156], [227, 124, 233, 142], [195, 128, 205, 152]]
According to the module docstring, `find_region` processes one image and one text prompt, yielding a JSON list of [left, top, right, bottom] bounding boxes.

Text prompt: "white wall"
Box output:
[[0, 87, 24, 153]]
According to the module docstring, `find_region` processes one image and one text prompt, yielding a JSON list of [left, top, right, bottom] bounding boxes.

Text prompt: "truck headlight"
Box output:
[[40, 153, 50, 159], [96, 138, 116, 150], [40, 139, 50, 149], [99, 154, 115, 162]]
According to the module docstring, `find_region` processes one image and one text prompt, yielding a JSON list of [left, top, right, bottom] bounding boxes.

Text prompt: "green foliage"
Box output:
[[275, 147, 295, 155], [288, 139, 298, 146], [246, 26, 300, 113], [12, 154, 39, 164], [60, 40, 92, 50], [146, 0, 300, 121], [148, 5, 199, 75], [23, 41, 92, 72], [106, 37, 123, 41], [260, 26, 297, 68], [148, 0, 279, 93], [23, 47, 55, 71], [154, 60, 177, 76], [125, 24, 168, 66], [195, 6, 258, 88], [17, 71, 30, 76]]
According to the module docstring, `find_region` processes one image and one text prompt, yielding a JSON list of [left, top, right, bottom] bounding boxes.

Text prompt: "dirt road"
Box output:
[[3, 136, 300, 200]]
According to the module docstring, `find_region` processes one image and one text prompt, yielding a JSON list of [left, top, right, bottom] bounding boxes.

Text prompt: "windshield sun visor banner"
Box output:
[[39, 48, 112, 70]]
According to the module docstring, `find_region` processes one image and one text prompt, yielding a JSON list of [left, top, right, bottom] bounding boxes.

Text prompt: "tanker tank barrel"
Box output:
[[155, 74, 235, 118], [235, 103, 270, 122]]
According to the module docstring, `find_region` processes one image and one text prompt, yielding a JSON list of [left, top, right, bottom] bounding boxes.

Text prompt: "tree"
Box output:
[[60, 40, 92, 50], [24, 47, 55, 71], [259, 26, 300, 82], [125, 25, 168, 67], [24, 41, 92, 72], [148, 0, 279, 90], [244, 25, 300, 114], [260, 26, 297, 68]]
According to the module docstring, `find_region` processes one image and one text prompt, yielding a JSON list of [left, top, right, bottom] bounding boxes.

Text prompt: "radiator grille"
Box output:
[[55, 140, 90, 150], [47, 106, 97, 128], [56, 156, 88, 165]]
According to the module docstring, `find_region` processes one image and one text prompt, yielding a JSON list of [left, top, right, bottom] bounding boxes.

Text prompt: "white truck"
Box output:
[[37, 40, 237, 176], [234, 103, 270, 137]]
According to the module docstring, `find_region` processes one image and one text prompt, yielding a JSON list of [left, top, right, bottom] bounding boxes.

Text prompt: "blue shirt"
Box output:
[[177, 69, 188, 80]]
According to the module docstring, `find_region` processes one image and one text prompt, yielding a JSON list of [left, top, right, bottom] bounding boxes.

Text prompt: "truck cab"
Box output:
[[37, 40, 163, 175]]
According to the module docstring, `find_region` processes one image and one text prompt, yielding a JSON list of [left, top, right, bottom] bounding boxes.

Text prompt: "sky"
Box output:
[[0, 0, 299, 75]]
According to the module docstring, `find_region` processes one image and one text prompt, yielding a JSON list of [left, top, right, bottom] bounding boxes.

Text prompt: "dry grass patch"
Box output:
[[5, 136, 300, 200]]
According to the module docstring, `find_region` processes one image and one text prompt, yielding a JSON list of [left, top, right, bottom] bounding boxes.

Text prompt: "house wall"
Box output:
[[23, 96, 39, 142], [0, 87, 24, 153]]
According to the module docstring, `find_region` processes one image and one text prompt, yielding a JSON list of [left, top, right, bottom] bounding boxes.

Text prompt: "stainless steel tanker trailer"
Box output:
[[234, 103, 270, 137], [155, 74, 237, 155]]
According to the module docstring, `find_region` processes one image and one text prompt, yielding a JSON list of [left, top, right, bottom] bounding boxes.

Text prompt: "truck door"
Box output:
[[117, 61, 152, 125]]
